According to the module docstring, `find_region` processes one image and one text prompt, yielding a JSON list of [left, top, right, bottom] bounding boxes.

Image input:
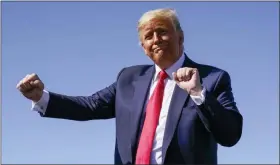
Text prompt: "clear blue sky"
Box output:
[[2, 1, 279, 164]]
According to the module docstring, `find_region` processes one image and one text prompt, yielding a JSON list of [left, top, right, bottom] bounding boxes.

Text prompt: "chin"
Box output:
[[152, 53, 170, 68], [152, 52, 164, 61]]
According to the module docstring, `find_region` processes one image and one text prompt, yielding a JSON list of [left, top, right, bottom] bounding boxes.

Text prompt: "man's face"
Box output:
[[139, 17, 183, 69]]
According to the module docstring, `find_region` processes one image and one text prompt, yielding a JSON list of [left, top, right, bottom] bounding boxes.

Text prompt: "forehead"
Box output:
[[141, 17, 174, 32]]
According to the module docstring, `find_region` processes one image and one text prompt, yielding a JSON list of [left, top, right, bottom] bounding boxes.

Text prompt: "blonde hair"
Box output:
[[137, 8, 183, 36]]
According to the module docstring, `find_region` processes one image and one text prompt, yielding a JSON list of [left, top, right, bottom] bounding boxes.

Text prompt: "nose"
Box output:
[[153, 32, 161, 44]]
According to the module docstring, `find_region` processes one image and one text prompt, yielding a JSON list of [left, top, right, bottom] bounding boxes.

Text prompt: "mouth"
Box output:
[[154, 47, 161, 51], [153, 46, 167, 53], [153, 48, 163, 54]]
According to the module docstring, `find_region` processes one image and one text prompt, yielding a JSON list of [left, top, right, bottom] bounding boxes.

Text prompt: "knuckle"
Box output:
[[31, 73, 37, 78], [19, 83, 25, 88]]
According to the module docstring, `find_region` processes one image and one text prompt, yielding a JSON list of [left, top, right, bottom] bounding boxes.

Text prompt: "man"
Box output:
[[17, 8, 243, 164]]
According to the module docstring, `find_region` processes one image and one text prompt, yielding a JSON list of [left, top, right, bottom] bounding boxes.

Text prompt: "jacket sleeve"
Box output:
[[41, 68, 125, 121], [195, 71, 243, 147]]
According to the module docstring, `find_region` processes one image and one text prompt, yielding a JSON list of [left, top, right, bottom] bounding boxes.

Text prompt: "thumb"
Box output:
[[172, 72, 179, 83]]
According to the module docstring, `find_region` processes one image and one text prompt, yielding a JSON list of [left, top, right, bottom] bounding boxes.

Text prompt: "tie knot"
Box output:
[[159, 70, 168, 80]]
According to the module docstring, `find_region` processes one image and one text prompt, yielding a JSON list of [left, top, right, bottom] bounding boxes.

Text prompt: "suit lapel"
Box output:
[[161, 84, 189, 161], [130, 66, 155, 159], [161, 55, 195, 162]]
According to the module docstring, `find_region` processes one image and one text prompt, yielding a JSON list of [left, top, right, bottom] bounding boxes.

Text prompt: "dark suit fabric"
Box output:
[[42, 55, 243, 164]]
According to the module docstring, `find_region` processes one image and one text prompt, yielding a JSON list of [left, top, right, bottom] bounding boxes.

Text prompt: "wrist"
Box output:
[[189, 86, 203, 96], [31, 91, 43, 103]]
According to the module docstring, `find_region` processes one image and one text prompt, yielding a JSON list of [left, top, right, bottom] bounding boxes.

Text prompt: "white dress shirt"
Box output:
[[31, 54, 206, 164]]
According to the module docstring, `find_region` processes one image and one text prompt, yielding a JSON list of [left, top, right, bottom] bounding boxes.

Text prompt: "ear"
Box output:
[[143, 47, 148, 55], [140, 41, 144, 48], [139, 41, 144, 50], [140, 41, 148, 54], [179, 31, 184, 45]]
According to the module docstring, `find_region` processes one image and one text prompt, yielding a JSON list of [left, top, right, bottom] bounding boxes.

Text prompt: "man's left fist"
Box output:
[[172, 67, 203, 96]]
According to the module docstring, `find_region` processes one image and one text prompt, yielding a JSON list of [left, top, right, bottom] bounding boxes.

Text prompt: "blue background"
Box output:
[[2, 2, 279, 164]]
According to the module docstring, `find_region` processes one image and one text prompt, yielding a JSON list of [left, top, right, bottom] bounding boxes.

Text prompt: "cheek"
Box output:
[[143, 41, 153, 51], [161, 36, 174, 49], [161, 35, 170, 41]]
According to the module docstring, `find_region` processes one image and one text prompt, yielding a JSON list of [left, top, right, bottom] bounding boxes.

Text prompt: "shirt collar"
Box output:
[[154, 53, 185, 81]]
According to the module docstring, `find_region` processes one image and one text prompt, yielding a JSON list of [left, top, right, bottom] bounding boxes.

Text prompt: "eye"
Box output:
[[158, 29, 168, 35], [144, 33, 153, 40]]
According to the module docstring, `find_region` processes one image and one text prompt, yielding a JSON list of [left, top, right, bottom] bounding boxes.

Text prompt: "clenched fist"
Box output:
[[172, 67, 203, 96], [16, 73, 44, 102]]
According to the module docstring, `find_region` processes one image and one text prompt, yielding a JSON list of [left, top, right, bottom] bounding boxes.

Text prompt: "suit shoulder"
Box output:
[[195, 62, 232, 91], [123, 64, 153, 72], [116, 64, 153, 79], [196, 63, 229, 78]]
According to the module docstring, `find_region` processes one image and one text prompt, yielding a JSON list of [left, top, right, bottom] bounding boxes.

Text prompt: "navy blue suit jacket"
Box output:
[[42, 55, 243, 164]]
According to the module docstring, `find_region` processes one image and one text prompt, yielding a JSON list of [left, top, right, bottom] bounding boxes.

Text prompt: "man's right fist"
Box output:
[[16, 73, 44, 102]]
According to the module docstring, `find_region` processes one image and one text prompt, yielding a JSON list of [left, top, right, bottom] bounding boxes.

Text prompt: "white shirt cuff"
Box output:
[[190, 87, 206, 105], [31, 90, 50, 115]]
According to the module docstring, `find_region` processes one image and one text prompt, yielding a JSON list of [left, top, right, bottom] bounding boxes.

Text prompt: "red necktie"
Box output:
[[135, 70, 168, 164]]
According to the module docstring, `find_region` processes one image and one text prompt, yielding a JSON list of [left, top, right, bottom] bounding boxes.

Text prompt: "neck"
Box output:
[[157, 53, 183, 70]]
